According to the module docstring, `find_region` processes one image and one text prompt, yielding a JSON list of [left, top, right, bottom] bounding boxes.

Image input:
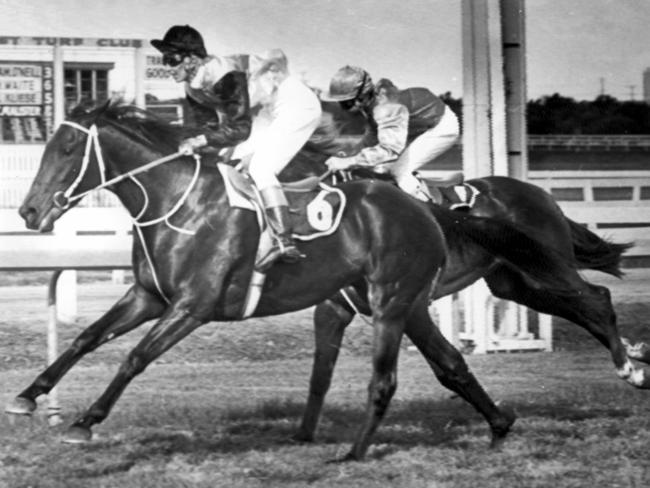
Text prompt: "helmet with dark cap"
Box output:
[[151, 25, 208, 59]]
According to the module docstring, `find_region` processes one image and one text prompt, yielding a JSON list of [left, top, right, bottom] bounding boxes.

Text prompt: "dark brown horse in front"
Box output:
[[7, 102, 572, 460]]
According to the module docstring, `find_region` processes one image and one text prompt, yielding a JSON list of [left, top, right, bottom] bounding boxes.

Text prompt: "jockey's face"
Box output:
[[339, 98, 363, 113], [162, 52, 193, 83]]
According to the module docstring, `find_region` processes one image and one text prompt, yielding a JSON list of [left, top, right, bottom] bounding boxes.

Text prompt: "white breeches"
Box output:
[[391, 105, 459, 194], [242, 79, 322, 192]]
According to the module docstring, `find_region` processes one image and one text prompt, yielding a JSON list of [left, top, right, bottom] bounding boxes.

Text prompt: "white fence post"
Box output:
[[55, 216, 78, 322]]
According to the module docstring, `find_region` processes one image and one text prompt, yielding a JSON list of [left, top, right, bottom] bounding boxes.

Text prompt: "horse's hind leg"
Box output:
[[294, 296, 355, 442], [404, 304, 515, 447], [5, 285, 165, 416], [485, 267, 650, 389]]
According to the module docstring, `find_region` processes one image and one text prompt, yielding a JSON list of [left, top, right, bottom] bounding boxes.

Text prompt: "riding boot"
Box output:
[[255, 186, 304, 270], [439, 186, 471, 211]]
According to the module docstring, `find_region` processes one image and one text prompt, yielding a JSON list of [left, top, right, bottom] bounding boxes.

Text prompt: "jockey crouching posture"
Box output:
[[322, 66, 460, 202], [236, 49, 322, 268], [152, 26, 321, 267]]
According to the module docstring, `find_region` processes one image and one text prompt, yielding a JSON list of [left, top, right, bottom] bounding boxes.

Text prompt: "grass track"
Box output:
[[1, 270, 649, 487]]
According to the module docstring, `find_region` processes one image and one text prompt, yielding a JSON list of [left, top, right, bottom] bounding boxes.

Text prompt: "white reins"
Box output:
[[56, 121, 202, 304]]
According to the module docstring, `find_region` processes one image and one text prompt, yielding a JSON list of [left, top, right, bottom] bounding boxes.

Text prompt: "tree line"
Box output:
[[439, 92, 650, 135]]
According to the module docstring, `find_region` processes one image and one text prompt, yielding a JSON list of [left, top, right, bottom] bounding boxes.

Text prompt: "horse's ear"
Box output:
[[69, 99, 97, 118]]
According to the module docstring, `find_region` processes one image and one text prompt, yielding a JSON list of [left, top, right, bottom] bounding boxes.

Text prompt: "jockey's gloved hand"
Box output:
[[326, 155, 356, 171], [178, 134, 208, 156]]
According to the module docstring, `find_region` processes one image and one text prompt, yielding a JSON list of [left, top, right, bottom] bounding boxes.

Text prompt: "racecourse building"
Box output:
[[0, 36, 185, 206]]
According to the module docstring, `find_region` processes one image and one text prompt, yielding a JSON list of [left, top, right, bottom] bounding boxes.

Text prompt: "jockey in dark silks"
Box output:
[[322, 66, 460, 202], [151, 25, 313, 266]]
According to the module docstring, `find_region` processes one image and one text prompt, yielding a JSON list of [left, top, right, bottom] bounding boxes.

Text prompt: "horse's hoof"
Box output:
[[5, 397, 37, 416], [291, 430, 315, 444], [622, 338, 650, 363], [62, 425, 93, 444], [326, 451, 362, 464], [490, 403, 516, 448]]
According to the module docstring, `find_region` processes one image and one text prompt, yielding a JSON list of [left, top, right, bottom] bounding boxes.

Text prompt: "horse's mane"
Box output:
[[78, 99, 191, 153]]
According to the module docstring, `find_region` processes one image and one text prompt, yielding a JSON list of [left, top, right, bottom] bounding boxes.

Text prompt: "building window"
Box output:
[[64, 62, 113, 114]]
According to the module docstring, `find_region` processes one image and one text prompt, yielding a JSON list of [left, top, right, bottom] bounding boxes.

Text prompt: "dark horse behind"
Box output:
[[3, 101, 583, 460], [274, 102, 650, 443]]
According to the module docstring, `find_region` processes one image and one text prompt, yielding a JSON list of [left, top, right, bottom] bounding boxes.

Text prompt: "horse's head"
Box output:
[[19, 101, 181, 231], [19, 105, 109, 231]]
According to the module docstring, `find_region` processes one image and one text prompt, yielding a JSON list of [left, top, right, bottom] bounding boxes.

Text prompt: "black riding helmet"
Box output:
[[151, 25, 207, 66]]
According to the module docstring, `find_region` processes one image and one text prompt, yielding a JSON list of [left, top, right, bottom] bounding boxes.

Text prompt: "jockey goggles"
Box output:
[[162, 52, 184, 67]]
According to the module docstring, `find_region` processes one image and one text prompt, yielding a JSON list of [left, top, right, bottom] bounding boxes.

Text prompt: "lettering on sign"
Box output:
[[0, 61, 53, 142], [0, 106, 42, 116], [0, 64, 43, 105], [145, 55, 174, 79], [0, 36, 142, 48]]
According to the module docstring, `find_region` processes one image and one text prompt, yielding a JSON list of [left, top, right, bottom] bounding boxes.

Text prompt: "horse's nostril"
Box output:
[[18, 206, 37, 225]]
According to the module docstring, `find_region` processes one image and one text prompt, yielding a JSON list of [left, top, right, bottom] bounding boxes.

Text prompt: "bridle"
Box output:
[[53, 121, 107, 210], [52, 120, 197, 218], [51, 120, 202, 304]]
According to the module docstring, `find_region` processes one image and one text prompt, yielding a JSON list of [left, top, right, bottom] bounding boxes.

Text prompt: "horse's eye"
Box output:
[[62, 131, 76, 155]]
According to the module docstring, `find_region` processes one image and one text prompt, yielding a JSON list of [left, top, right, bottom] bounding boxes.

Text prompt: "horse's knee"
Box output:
[[369, 371, 397, 412], [315, 298, 354, 328], [119, 352, 148, 377], [70, 332, 99, 355]]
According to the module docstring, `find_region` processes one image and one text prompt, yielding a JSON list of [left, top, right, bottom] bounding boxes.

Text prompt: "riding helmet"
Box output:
[[151, 25, 207, 58], [321, 65, 374, 102]]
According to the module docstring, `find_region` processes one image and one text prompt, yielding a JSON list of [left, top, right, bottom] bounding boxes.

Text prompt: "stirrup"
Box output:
[[255, 239, 304, 271], [278, 239, 305, 263]]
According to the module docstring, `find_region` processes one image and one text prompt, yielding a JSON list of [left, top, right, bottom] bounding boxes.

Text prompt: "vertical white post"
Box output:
[[433, 295, 457, 346], [52, 43, 78, 322], [461, 0, 501, 353], [134, 46, 146, 108], [501, 0, 528, 180], [461, 0, 494, 179], [538, 313, 553, 351], [47, 271, 63, 426]]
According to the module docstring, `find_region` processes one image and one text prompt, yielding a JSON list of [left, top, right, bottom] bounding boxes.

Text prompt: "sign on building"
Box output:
[[0, 62, 54, 142]]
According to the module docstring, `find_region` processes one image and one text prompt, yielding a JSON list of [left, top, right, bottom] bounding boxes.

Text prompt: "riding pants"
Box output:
[[245, 76, 322, 191], [391, 105, 459, 198]]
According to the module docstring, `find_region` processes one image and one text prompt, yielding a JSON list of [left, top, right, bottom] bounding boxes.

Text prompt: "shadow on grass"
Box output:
[[97, 396, 633, 461]]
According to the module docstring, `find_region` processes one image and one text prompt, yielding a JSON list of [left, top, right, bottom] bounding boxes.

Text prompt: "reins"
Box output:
[[53, 121, 186, 210], [56, 120, 202, 305]]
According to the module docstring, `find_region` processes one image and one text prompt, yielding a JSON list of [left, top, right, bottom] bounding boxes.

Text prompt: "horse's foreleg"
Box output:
[[341, 312, 403, 461], [404, 305, 515, 447], [294, 297, 354, 442], [486, 267, 650, 389], [62, 304, 204, 443], [6, 286, 165, 417]]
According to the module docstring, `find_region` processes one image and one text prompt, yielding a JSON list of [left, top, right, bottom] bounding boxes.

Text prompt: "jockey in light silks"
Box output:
[[321, 66, 460, 202], [152, 26, 321, 267], [234, 49, 322, 268]]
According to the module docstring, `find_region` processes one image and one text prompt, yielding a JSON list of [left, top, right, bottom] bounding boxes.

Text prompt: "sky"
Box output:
[[1, 0, 650, 101]]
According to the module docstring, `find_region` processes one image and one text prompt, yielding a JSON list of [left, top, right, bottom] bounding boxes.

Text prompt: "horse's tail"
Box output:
[[430, 206, 579, 294], [565, 217, 632, 278]]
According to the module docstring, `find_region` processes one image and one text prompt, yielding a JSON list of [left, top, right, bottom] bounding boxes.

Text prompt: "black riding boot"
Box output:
[[255, 201, 304, 270]]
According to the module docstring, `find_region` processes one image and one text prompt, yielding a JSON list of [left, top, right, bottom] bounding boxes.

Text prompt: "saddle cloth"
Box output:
[[217, 164, 346, 240]]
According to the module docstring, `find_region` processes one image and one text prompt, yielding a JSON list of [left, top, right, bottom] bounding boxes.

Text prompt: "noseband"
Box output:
[[53, 121, 107, 209]]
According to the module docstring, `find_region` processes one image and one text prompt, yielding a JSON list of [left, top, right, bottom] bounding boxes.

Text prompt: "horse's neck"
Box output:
[[104, 143, 218, 220]]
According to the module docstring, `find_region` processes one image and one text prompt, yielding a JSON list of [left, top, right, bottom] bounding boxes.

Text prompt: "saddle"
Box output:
[[343, 167, 478, 210], [217, 163, 348, 319], [218, 164, 346, 238]]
